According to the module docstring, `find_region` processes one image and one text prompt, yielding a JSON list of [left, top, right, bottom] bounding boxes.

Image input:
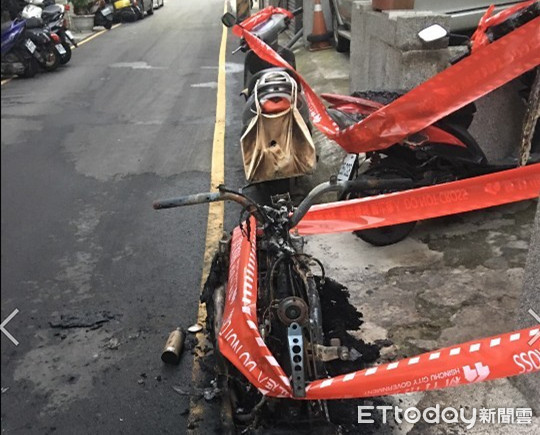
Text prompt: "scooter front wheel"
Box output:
[[355, 222, 417, 246], [346, 166, 417, 246]]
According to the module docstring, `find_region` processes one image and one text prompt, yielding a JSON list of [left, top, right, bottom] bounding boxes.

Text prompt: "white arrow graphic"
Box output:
[[1, 309, 19, 346]]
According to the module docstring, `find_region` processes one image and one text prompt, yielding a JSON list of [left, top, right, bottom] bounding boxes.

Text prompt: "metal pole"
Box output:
[[286, 28, 304, 49], [519, 67, 540, 166]]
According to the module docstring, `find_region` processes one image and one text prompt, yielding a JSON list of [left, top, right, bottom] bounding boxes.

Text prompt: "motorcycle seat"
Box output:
[[25, 17, 44, 29], [42, 5, 64, 20]]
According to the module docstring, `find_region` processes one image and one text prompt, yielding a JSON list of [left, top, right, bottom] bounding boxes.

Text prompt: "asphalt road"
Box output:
[[1, 1, 246, 433]]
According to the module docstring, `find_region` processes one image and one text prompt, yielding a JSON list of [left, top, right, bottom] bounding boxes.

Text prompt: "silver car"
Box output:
[[331, 0, 523, 51]]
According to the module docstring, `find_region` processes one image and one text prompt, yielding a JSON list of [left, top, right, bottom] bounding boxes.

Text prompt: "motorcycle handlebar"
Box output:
[[288, 177, 413, 227], [153, 191, 223, 209], [291, 7, 303, 17], [154, 177, 414, 227]]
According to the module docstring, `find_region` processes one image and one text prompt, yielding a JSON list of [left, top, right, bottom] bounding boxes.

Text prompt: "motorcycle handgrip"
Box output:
[[153, 192, 222, 209]]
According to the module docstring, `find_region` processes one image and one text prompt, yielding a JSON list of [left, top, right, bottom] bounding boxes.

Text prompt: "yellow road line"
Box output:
[[76, 23, 122, 48], [1, 24, 122, 86], [188, 2, 228, 429]]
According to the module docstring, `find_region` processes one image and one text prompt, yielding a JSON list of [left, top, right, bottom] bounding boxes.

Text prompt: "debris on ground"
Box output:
[[171, 385, 203, 397], [161, 328, 185, 365], [203, 380, 221, 401], [106, 337, 120, 349], [48, 311, 119, 330], [187, 323, 203, 333]]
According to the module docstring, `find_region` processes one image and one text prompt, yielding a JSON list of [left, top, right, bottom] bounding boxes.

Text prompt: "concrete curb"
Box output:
[[72, 27, 107, 44]]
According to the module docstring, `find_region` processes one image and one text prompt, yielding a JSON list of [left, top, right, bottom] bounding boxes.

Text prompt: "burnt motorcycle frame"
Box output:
[[153, 177, 410, 429]]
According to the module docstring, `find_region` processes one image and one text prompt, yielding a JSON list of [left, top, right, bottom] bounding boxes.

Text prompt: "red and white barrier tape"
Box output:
[[296, 164, 540, 235], [235, 9, 540, 154], [305, 326, 540, 400], [218, 219, 540, 400], [471, 0, 537, 51]]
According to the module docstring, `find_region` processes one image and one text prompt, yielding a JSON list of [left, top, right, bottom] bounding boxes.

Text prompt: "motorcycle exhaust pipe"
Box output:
[[161, 328, 185, 365]]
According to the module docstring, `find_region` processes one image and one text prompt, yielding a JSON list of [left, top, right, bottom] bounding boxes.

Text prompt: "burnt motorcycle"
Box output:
[[153, 177, 407, 431]]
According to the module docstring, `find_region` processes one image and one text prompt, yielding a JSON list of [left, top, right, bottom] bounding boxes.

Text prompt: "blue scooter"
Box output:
[[1, 19, 39, 78]]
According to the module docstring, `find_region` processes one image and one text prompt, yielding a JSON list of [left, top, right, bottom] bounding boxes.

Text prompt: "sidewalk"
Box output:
[[70, 25, 112, 45], [293, 45, 539, 433], [72, 29, 96, 44]]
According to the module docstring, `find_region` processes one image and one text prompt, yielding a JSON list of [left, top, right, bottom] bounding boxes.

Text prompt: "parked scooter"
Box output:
[[231, 3, 539, 245], [325, 1, 540, 246], [24, 16, 60, 71], [1, 18, 39, 77], [21, 0, 76, 64], [222, 10, 310, 131], [113, 0, 149, 22], [222, 10, 315, 196], [93, 0, 114, 29], [222, 7, 302, 89]]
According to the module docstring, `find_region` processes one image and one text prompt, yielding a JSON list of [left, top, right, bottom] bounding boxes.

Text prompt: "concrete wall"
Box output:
[[468, 80, 527, 162], [350, 2, 450, 91], [349, 0, 526, 161], [513, 198, 540, 412]]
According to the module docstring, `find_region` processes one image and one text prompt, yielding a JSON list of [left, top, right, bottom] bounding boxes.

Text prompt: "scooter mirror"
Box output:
[[418, 24, 448, 43], [221, 12, 237, 28]]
